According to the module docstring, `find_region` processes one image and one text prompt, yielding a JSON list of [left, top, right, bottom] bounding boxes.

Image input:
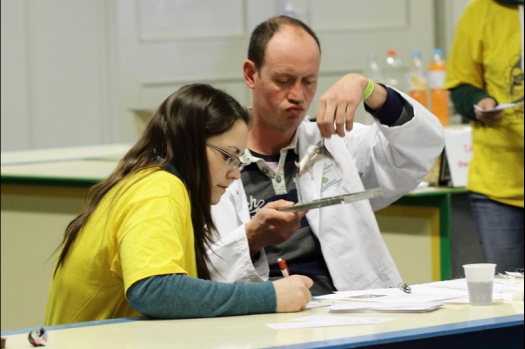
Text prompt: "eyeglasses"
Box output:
[[206, 142, 245, 170]]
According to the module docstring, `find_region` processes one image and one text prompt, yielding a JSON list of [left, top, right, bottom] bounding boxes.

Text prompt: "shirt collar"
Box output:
[[242, 131, 298, 165]]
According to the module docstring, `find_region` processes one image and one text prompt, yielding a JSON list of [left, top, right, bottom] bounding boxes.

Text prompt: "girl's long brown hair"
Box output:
[[53, 83, 251, 280]]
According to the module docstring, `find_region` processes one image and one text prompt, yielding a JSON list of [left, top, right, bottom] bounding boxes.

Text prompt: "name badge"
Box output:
[[321, 159, 342, 193]]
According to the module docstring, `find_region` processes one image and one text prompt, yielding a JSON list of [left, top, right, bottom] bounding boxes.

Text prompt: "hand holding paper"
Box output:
[[472, 98, 505, 125]]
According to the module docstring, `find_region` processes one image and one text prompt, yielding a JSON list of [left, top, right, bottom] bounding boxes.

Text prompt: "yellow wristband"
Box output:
[[362, 78, 375, 100]]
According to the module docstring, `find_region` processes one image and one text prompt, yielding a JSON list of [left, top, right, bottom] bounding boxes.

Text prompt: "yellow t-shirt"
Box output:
[[445, 0, 524, 207], [45, 168, 197, 325]]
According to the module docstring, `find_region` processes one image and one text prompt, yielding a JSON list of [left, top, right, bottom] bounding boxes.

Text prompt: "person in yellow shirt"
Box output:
[[446, 0, 524, 273], [45, 83, 313, 326]]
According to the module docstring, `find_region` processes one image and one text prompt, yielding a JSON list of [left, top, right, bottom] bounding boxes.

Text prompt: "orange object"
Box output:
[[409, 90, 428, 108], [428, 49, 449, 126], [430, 89, 450, 126]]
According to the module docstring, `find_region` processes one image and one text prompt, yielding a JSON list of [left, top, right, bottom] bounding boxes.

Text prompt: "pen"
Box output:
[[277, 258, 290, 277]]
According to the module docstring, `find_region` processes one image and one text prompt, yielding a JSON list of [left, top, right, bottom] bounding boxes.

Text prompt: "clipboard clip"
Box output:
[[398, 282, 412, 294]]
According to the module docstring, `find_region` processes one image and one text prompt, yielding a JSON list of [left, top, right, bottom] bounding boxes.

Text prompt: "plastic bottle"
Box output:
[[383, 49, 407, 92], [365, 54, 383, 84], [407, 50, 428, 108], [428, 48, 449, 126]]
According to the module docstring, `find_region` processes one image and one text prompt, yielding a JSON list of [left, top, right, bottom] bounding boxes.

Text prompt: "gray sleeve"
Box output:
[[391, 98, 415, 127], [127, 274, 276, 319]]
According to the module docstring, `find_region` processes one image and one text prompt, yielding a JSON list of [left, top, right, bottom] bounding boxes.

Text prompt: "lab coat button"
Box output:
[[276, 175, 282, 183]]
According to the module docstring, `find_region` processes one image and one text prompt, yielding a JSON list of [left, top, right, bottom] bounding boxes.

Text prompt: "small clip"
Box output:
[[28, 327, 48, 347], [398, 282, 411, 294]]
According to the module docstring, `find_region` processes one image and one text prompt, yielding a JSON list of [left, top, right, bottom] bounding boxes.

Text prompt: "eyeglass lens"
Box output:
[[206, 142, 243, 170]]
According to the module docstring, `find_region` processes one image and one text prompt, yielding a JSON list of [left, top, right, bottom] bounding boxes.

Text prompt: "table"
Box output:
[[0, 145, 467, 331], [1, 301, 523, 348]]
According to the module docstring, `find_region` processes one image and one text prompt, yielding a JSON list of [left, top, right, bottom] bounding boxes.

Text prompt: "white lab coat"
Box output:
[[208, 91, 445, 291]]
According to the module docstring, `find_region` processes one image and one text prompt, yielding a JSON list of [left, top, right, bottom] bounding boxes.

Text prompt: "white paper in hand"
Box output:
[[474, 102, 522, 113]]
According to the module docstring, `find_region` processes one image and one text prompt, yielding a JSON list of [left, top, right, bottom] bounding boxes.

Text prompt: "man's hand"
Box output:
[[316, 73, 387, 138], [474, 98, 503, 125], [245, 200, 307, 256], [273, 275, 313, 312]]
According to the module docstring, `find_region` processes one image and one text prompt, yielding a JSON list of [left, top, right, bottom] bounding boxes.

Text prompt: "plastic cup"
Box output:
[[463, 263, 496, 306]]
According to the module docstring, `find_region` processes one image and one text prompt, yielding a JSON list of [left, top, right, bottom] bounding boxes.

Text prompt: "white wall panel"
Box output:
[[1, 0, 116, 151], [443, 0, 472, 57], [1, 0, 466, 150], [137, 40, 247, 85], [312, 0, 408, 32], [137, 0, 245, 40], [118, 0, 436, 129], [117, 0, 253, 138], [246, 0, 279, 31], [1, 0, 31, 150], [291, 0, 433, 123], [27, 0, 112, 148], [139, 81, 250, 118]]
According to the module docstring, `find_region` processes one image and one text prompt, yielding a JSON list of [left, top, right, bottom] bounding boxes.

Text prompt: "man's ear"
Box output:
[[243, 59, 257, 89]]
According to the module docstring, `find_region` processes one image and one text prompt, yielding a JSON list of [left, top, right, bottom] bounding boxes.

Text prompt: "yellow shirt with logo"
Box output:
[[45, 168, 196, 325], [446, 0, 524, 207]]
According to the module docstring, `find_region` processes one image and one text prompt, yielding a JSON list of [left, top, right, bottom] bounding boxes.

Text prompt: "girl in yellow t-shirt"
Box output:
[[45, 84, 313, 326]]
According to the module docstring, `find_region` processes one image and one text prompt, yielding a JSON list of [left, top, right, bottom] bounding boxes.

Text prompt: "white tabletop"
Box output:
[[1, 159, 119, 183], [1, 301, 523, 349], [1, 143, 132, 166], [1, 144, 132, 184]]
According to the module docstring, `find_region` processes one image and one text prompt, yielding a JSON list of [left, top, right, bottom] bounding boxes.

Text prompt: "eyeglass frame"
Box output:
[[205, 142, 245, 170]]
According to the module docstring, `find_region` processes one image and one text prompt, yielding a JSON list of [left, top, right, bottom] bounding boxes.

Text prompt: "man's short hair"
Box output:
[[247, 15, 321, 71]]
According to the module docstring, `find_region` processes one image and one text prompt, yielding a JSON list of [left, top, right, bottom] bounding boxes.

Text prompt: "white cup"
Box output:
[[463, 263, 496, 306]]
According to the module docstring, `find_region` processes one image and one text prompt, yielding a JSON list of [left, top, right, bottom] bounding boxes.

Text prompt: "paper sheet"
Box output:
[[505, 271, 524, 278], [474, 102, 522, 113]]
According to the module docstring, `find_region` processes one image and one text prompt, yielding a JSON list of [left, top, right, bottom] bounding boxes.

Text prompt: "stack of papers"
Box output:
[[329, 301, 443, 313], [315, 278, 524, 311], [265, 278, 523, 330], [316, 288, 463, 304], [411, 278, 524, 303]]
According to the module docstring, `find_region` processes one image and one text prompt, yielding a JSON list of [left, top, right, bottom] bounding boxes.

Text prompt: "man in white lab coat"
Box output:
[[208, 16, 445, 295]]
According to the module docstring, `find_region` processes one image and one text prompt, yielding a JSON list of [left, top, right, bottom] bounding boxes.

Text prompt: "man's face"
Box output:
[[251, 26, 320, 132]]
